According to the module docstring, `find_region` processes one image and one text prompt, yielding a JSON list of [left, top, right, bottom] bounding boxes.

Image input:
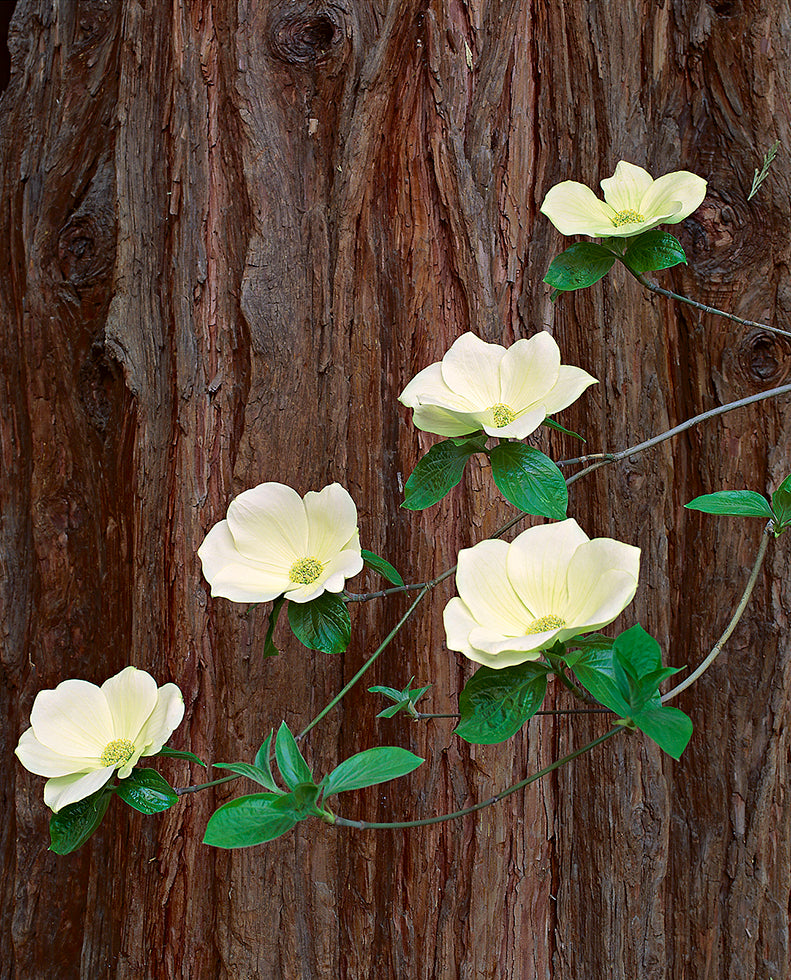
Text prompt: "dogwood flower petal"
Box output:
[[639, 170, 707, 225], [304, 484, 362, 561], [439, 333, 504, 407], [540, 366, 599, 415], [498, 332, 560, 412], [29, 680, 114, 757], [226, 483, 308, 564], [539, 181, 621, 237], [454, 539, 534, 634], [600, 161, 654, 211], [44, 769, 116, 813], [506, 519, 590, 616]]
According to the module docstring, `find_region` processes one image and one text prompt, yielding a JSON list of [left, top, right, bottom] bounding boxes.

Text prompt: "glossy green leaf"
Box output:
[[49, 786, 113, 855], [203, 793, 297, 849], [323, 747, 424, 797], [631, 706, 693, 760], [253, 731, 277, 790], [402, 438, 484, 510], [685, 490, 774, 519], [115, 768, 179, 814], [263, 596, 285, 658], [771, 476, 791, 529], [543, 243, 616, 292], [622, 230, 687, 274], [489, 443, 568, 519], [155, 747, 206, 767], [455, 662, 549, 744], [612, 624, 662, 681], [288, 592, 351, 655], [361, 549, 405, 587], [213, 762, 280, 793], [573, 649, 632, 718], [274, 722, 312, 790]]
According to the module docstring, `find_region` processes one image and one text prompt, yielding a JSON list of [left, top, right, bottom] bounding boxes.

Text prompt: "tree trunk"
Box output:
[[2, 1, 789, 978]]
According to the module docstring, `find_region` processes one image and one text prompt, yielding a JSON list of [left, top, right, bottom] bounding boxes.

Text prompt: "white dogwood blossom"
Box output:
[[198, 482, 364, 604], [541, 161, 707, 238], [444, 519, 640, 669], [399, 332, 596, 439], [15, 666, 184, 812]]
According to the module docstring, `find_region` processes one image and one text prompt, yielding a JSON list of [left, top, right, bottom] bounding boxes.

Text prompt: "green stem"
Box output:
[[661, 525, 771, 702], [632, 271, 791, 339], [330, 727, 621, 829], [175, 774, 238, 796]]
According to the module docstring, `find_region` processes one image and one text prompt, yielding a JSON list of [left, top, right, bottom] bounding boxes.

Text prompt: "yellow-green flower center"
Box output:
[[100, 738, 136, 768], [289, 556, 324, 585], [612, 209, 645, 227], [490, 403, 517, 428], [525, 614, 566, 635]]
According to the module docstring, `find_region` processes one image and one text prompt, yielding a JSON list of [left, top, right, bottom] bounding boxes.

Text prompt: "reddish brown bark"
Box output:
[[2, 1, 790, 977]]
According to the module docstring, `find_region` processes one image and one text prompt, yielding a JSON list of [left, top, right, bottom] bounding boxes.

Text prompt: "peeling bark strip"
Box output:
[[1, 1, 790, 978]]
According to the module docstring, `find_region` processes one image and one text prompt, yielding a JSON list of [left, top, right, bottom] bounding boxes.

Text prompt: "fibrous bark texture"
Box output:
[[2, 1, 790, 978]]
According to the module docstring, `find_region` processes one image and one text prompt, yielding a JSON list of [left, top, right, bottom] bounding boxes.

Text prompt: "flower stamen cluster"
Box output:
[[100, 738, 136, 768], [289, 557, 324, 585], [612, 209, 644, 227]]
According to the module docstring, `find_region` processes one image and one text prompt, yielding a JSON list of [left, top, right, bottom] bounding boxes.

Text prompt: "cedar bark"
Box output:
[[2, 1, 790, 978]]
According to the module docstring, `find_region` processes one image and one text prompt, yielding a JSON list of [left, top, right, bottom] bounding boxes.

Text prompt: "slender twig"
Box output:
[[661, 525, 771, 703], [329, 727, 621, 829], [345, 582, 427, 602], [565, 383, 791, 488], [175, 774, 238, 796], [635, 273, 791, 339], [415, 707, 609, 720]]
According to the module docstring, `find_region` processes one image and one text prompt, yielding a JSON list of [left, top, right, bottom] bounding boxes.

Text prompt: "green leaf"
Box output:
[[115, 768, 179, 814], [402, 438, 483, 510], [541, 417, 585, 442], [612, 624, 662, 681], [368, 684, 403, 700], [685, 490, 774, 519], [369, 678, 431, 718], [155, 747, 206, 767], [263, 596, 285, 658], [455, 662, 549, 744], [274, 722, 313, 790], [631, 706, 693, 760], [49, 787, 114, 855], [573, 648, 632, 717], [213, 762, 280, 793], [254, 731, 277, 790], [203, 793, 297, 849], [771, 475, 791, 530], [489, 443, 568, 520], [622, 230, 687, 274], [361, 549, 405, 587], [543, 243, 616, 292], [288, 592, 351, 655], [323, 747, 424, 797]]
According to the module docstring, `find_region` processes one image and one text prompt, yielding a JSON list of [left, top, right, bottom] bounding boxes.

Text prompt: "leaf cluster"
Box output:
[[203, 722, 423, 849]]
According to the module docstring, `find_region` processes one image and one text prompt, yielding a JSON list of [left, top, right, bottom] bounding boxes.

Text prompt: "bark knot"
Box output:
[[269, 5, 343, 67], [738, 330, 790, 387]]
